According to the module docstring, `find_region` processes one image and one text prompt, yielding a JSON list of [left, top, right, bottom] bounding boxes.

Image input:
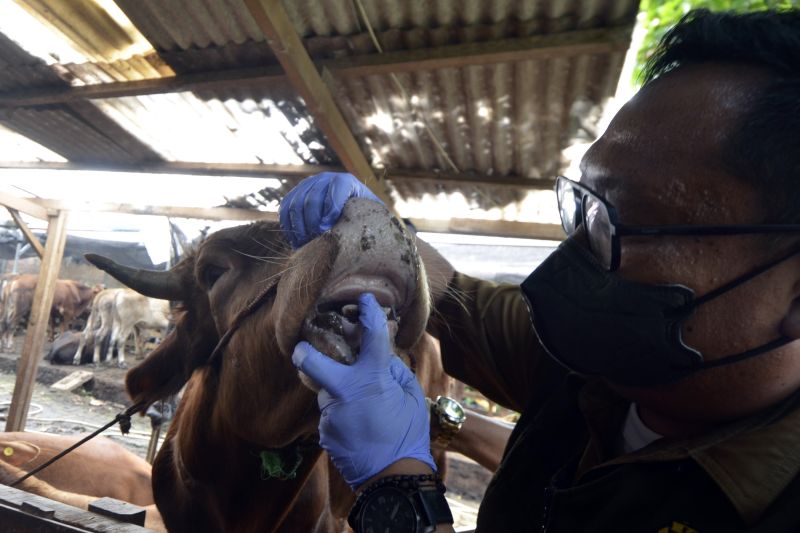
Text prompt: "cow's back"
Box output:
[[0, 432, 153, 506]]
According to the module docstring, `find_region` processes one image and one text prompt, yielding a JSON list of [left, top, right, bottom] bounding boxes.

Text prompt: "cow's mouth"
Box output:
[[300, 275, 405, 365]]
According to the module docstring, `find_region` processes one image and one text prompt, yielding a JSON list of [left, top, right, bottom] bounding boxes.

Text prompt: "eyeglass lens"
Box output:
[[557, 178, 579, 236], [584, 195, 613, 269], [557, 178, 614, 270]]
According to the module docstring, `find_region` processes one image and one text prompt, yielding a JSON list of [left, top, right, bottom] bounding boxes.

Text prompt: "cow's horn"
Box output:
[[85, 253, 183, 301]]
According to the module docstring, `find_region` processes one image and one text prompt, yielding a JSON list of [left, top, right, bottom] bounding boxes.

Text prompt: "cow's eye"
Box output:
[[200, 265, 228, 289]]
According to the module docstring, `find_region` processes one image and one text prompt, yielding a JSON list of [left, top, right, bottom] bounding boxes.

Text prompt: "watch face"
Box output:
[[359, 487, 418, 533], [438, 397, 465, 424]]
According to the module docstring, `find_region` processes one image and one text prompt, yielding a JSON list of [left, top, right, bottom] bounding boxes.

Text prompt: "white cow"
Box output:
[[74, 288, 170, 367]]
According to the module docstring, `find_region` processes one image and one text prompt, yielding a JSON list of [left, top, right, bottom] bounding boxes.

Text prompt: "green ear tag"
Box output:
[[258, 449, 303, 481]]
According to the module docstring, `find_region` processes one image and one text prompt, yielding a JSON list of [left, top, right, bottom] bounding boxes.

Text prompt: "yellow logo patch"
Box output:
[[658, 522, 698, 533], [3, 446, 13, 457]]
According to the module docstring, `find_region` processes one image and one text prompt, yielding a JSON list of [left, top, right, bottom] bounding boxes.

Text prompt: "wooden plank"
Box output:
[[243, 0, 395, 210], [0, 66, 288, 107], [6, 207, 45, 258], [89, 498, 146, 527], [411, 217, 565, 241], [0, 484, 156, 531], [50, 370, 94, 392], [5, 210, 68, 432], [0, 190, 50, 220], [329, 26, 634, 79], [31, 199, 278, 222]]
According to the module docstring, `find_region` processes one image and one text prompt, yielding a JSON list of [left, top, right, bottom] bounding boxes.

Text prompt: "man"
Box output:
[[282, 9, 800, 532]]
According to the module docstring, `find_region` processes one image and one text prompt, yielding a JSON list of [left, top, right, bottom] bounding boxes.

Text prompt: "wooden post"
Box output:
[[5, 210, 68, 432]]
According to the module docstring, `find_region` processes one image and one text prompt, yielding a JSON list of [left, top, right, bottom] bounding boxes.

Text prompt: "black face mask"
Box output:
[[521, 238, 797, 387]]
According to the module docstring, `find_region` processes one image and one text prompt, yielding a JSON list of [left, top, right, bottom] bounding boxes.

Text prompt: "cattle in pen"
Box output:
[[0, 275, 100, 351], [87, 198, 450, 533], [72, 288, 170, 367]]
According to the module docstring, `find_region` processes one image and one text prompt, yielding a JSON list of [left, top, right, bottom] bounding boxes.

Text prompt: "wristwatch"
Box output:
[[348, 475, 454, 533], [429, 395, 466, 449]]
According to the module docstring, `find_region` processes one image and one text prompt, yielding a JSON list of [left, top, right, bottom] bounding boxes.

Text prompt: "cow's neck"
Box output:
[[165, 369, 323, 532]]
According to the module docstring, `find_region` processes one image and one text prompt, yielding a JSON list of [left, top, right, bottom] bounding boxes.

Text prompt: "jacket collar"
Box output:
[[577, 380, 800, 525]]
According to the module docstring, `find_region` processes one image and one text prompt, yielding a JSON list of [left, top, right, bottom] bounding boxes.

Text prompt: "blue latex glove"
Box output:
[[292, 292, 435, 489], [279, 172, 383, 249]]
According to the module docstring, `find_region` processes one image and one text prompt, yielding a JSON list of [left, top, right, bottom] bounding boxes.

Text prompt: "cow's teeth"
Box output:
[[337, 304, 398, 323], [341, 304, 359, 322]]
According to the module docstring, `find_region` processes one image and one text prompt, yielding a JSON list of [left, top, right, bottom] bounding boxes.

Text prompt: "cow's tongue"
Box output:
[[301, 304, 398, 365]]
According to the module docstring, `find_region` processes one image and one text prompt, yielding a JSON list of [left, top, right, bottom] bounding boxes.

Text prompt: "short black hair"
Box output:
[[643, 9, 800, 225]]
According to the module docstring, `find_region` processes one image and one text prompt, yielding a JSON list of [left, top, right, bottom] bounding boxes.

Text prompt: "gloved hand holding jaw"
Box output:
[[291, 292, 435, 489], [279, 172, 383, 249]]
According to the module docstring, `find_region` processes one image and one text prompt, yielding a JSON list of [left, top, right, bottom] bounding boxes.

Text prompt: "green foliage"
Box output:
[[633, 0, 800, 86]]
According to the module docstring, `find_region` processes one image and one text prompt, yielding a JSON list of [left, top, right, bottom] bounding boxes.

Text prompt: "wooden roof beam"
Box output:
[[6, 207, 45, 258], [0, 190, 51, 219], [410, 218, 564, 241], [0, 161, 558, 191], [387, 170, 555, 190], [0, 65, 289, 108], [27, 199, 563, 240], [327, 26, 634, 79], [30, 199, 278, 222], [243, 0, 394, 210], [0, 161, 338, 178], [0, 27, 631, 109]]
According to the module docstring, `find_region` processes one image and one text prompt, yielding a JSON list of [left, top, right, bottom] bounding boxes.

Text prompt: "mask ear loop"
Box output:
[[690, 246, 800, 309], [681, 246, 800, 370], [696, 337, 795, 370]]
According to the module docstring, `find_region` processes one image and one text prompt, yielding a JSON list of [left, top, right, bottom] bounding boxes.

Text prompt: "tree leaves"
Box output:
[[633, 0, 800, 86]]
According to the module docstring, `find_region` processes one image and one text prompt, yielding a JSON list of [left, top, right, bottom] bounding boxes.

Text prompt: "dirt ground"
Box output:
[[0, 336, 493, 530]]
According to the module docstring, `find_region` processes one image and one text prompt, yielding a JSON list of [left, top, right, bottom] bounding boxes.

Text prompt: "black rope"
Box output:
[[10, 401, 143, 487], [206, 277, 280, 368]]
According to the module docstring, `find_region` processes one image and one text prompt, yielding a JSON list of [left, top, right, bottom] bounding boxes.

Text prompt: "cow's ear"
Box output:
[[0, 440, 40, 467], [126, 308, 215, 409], [126, 330, 187, 409]]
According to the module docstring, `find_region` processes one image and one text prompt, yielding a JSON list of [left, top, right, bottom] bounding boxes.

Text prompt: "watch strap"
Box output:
[[415, 487, 454, 532], [348, 474, 450, 532]]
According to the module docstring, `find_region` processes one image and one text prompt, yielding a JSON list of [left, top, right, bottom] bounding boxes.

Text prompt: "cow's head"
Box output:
[[86, 199, 430, 447]]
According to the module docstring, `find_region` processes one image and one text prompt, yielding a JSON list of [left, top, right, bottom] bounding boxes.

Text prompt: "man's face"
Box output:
[[579, 64, 800, 422]]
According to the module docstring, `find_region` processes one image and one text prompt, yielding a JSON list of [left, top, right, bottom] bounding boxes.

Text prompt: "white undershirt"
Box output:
[[620, 402, 663, 454]]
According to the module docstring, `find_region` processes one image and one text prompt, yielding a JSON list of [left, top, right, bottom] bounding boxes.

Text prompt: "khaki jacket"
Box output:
[[431, 272, 800, 532]]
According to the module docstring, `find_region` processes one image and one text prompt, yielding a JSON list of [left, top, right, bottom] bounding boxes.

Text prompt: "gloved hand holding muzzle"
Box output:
[[279, 172, 383, 249], [291, 293, 435, 489]]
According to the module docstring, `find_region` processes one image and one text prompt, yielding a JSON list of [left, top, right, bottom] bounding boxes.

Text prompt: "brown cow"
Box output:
[[0, 432, 153, 506], [87, 198, 450, 533], [52, 280, 103, 335], [1, 275, 100, 351]]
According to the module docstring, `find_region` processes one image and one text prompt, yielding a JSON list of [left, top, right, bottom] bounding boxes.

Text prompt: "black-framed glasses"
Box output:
[[556, 175, 800, 271]]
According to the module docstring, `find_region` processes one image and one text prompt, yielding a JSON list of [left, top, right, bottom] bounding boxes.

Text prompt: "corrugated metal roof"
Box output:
[[91, 91, 334, 165], [0, 0, 641, 229], [108, 0, 635, 185], [0, 33, 163, 163], [333, 50, 624, 180], [0, 123, 65, 162]]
